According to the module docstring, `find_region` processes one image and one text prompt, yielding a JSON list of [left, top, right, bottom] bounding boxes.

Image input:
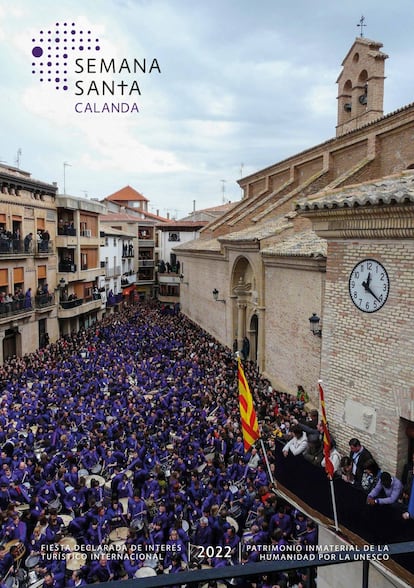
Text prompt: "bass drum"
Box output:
[[4, 569, 27, 588]]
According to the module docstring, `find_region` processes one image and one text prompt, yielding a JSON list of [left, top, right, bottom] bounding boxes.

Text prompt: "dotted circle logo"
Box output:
[[31, 22, 101, 91]]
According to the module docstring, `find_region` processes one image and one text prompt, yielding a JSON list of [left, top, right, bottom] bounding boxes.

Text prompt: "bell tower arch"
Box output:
[[336, 37, 388, 136]]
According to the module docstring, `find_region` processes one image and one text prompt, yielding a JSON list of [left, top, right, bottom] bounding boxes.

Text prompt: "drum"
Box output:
[[134, 567, 157, 578], [28, 579, 43, 588], [66, 552, 87, 571], [27, 570, 38, 586], [6, 540, 26, 561], [47, 498, 62, 513], [90, 463, 102, 474], [16, 503, 30, 514], [60, 514, 73, 531], [242, 531, 254, 545], [204, 453, 215, 462], [25, 554, 40, 569], [78, 469, 89, 478], [119, 497, 129, 513], [229, 485, 238, 494], [85, 475, 105, 488], [226, 516, 239, 533], [59, 536, 78, 552], [228, 501, 242, 518], [130, 517, 145, 532], [4, 575, 19, 588], [109, 527, 129, 543]]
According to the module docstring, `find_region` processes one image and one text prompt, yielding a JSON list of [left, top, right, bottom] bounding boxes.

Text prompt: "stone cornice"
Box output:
[[262, 254, 326, 272], [302, 204, 414, 239]]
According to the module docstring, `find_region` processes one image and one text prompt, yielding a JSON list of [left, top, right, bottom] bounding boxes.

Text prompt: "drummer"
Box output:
[[66, 570, 86, 587], [38, 479, 59, 509], [127, 492, 146, 522], [44, 510, 64, 543], [0, 543, 17, 579]]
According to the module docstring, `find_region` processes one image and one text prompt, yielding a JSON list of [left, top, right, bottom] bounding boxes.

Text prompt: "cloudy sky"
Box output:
[[0, 0, 413, 218]]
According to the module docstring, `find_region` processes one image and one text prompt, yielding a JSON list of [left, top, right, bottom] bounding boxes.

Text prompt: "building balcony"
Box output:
[[56, 234, 78, 248], [121, 274, 137, 287], [57, 296, 103, 319], [0, 298, 34, 322], [34, 293, 56, 310], [138, 259, 155, 268], [0, 239, 54, 257], [58, 262, 77, 273], [57, 225, 76, 236], [34, 241, 54, 256], [273, 440, 414, 576], [138, 239, 154, 247], [158, 274, 181, 285]]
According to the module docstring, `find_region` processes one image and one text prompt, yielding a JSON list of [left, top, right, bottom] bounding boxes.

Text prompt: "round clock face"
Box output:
[[349, 259, 390, 313]]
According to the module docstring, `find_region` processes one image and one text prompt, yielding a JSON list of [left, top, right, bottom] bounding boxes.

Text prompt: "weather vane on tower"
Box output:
[[357, 15, 366, 38]]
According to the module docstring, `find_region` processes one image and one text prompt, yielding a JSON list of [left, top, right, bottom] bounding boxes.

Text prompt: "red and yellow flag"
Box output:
[[238, 357, 260, 452], [319, 381, 334, 479]]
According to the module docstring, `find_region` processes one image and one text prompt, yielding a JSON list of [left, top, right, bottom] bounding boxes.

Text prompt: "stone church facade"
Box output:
[[176, 36, 414, 478]]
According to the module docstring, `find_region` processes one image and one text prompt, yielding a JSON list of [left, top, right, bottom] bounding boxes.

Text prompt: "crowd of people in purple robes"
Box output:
[[0, 302, 317, 588]]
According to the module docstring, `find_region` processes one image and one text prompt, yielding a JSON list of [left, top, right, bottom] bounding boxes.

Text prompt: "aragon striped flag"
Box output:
[[319, 381, 335, 479], [238, 357, 260, 452]]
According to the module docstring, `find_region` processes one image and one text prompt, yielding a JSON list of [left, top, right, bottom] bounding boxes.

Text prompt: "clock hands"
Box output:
[[362, 272, 381, 303]]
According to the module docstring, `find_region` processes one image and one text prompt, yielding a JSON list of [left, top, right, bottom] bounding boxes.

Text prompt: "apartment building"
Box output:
[[0, 164, 58, 362]]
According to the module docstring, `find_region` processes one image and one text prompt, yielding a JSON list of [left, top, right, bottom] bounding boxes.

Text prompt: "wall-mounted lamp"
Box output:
[[309, 313, 322, 337], [212, 288, 226, 303], [179, 274, 189, 285]]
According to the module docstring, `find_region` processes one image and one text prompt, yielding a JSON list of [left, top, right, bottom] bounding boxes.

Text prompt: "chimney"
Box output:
[[167, 212, 170, 219]]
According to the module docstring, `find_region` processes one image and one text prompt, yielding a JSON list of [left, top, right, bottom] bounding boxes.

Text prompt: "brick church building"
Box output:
[[176, 34, 414, 481]]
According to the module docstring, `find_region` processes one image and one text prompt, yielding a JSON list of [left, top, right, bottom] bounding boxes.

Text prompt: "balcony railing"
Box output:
[[35, 293, 55, 309], [273, 440, 414, 575], [57, 225, 76, 236], [0, 239, 54, 255], [35, 241, 54, 255], [58, 262, 77, 272], [60, 298, 83, 309], [0, 296, 34, 317], [121, 274, 137, 287], [138, 259, 155, 267]]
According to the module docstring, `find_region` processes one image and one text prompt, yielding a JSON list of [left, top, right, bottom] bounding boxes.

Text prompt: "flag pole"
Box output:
[[259, 435, 276, 487], [329, 478, 339, 531], [318, 380, 339, 532]]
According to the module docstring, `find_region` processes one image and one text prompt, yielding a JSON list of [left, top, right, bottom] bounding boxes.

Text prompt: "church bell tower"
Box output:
[[336, 36, 388, 137]]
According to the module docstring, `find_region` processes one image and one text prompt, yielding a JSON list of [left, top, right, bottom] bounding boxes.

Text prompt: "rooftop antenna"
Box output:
[[357, 15, 366, 38], [82, 190, 88, 198], [221, 179, 226, 204], [15, 148, 22, 168]]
